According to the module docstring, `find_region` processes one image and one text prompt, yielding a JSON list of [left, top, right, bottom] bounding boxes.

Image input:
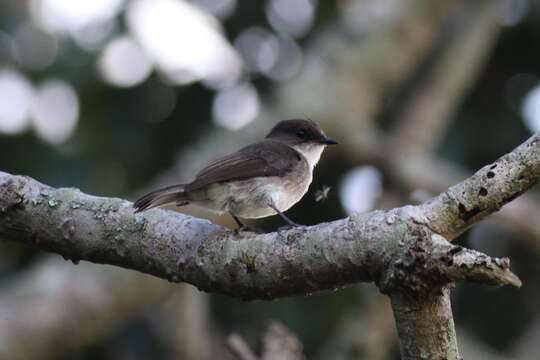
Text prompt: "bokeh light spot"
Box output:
[[127, 0, 242, 88], [266, 0, 315, 38], [0, 69, 34, 135], [339, 166, 383, 215], [31, 80, 80, 144], [234, 27, 302, 81], [212, 83, 260, 130], [522, 83, 540, 133], [30, 0, 125, 34], [30, 0, 124, 51], [98, 35, 152, 87]]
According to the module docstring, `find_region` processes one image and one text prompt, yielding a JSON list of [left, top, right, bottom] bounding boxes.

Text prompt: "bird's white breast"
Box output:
[[291, 143, 326, 170]]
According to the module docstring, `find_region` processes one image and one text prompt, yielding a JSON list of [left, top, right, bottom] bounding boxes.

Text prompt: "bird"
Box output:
[[133, 119, 337, 229]]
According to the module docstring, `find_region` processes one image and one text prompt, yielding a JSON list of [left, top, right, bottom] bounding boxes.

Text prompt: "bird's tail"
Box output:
[[133, 184, 187, 212]]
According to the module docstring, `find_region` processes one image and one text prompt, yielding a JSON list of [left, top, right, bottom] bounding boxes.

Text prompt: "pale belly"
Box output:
[[189, 172, 312, 219]]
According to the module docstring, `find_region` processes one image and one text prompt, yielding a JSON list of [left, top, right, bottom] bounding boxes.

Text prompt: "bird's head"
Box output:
[[266, 119, 337, 168], [265, 119, 337, 146]]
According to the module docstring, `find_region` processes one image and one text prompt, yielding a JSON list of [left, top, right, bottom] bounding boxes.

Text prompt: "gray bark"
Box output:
[[422, 133, 540, 239], [0, 150, 526, 300], [391, 288, 459, 359], [1, 133, 537, 359], [1, 137, 535, 299]]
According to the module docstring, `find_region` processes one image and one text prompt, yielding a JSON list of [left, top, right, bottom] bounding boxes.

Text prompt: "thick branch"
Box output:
[[390, 288, 460, 360], [0, 174, 410, 299], [0, 137, 535, 302], [421, 133, 540, 239], [0, 136, 527, 299]]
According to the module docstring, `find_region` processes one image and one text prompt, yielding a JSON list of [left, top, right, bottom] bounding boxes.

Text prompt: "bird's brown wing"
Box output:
[[184, 140, 302, 192]]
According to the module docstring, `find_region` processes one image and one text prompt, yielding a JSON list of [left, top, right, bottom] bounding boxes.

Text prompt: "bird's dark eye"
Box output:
[[296, 130, 306, 138]]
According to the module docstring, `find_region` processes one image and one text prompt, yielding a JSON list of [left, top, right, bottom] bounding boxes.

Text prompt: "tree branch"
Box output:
[[227, 334, 258, 360], [1, 136, 536, 301], [0, 136, 536, 359], [421, 133, 540, 239], [390, 288, 459, 359]]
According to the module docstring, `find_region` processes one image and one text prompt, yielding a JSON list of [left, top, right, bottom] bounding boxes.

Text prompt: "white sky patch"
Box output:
[[99, 35, 152, 87], [126, 0, 242, 88], [339, 166, 383, 215], [522, 84, 540, 133], [31, 80, 80, 144], [212, 82, 260, 130], [0, 69, 34, 135]]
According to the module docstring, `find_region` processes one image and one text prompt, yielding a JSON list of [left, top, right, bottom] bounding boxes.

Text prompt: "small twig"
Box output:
[[430, 235, 522, 288], [260, 322, 304, 360], [227, 322, 304, 360], [227, 334, 258, 360]]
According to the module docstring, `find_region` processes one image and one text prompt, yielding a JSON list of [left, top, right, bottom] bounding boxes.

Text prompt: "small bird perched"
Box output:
[[133, 119, 337, 229]]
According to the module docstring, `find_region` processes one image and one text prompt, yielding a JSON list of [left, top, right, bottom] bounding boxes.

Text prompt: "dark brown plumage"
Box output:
[[186, 140, 301, 191], [133, 140, 301, 212]]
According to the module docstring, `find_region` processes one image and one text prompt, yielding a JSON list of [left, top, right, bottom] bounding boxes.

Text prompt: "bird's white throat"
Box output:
[[291, 142, 326, 169]]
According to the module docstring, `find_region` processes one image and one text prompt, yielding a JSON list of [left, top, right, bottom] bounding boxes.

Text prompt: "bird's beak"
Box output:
[[321, 137, 338, 145]]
